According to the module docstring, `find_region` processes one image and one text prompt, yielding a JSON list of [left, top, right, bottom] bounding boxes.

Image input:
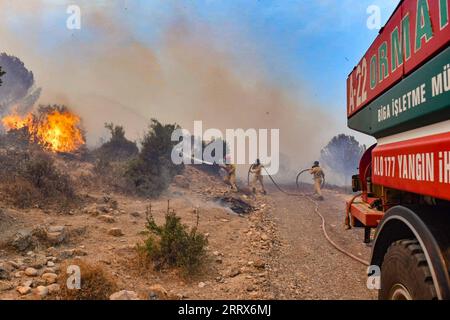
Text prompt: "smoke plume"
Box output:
[[0, 0, 341, 180]]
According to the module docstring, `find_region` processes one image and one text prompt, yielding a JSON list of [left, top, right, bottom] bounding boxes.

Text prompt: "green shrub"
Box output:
[[125, 119, 184, 198], [138, 204, 208, 276]]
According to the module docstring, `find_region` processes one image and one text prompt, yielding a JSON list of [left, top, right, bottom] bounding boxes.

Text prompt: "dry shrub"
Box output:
[[0, 149, 77, 209], [137, 204, 208, 276], [3, 178, 39, 208], [57, 259, 118, 300], [93, 123, 138, 162]]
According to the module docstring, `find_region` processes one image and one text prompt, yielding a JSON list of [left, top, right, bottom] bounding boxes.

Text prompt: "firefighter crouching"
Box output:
[[310, 161, 325, 200], [250, 159, 267, 195]]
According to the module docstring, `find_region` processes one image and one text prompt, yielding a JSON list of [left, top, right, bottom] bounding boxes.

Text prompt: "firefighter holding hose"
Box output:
[[250, 159, 267, 195], [310, 161, 325, 200]]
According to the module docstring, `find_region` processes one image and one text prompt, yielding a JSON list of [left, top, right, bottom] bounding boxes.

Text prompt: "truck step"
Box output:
[[348, 201, 384, 228]]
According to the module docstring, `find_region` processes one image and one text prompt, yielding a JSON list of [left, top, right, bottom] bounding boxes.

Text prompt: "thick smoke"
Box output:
[[0, 53, 41, 117], [0, 1, 342, 181]]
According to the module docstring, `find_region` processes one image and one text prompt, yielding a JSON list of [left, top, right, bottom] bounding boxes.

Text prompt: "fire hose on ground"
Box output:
[[247, 165, 370, 267]]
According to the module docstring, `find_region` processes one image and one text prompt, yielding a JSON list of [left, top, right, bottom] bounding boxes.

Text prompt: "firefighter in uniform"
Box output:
[[250, 159, 266, 195], [221, 158, 238, 192], [310, 161, 325, 200]]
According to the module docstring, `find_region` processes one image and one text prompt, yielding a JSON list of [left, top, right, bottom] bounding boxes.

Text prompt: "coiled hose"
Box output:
[[257, 167, 370, 266]]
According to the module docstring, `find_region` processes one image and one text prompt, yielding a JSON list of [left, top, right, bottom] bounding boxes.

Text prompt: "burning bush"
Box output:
[[137, 205, 208, 276], [57, 259, 118, 300], [1, 105, 85, 153], [94, 123, 138, 161], [125, 119, 184, 197]]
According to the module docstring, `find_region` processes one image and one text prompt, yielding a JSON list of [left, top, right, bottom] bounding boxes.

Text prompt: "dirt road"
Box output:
[[265, 188, 377, 300]]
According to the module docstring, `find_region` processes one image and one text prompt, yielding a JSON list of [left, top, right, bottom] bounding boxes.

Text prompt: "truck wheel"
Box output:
[[379, 239, 437, 300]]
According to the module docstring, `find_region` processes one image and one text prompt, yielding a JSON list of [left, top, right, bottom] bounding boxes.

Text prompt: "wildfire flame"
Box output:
[[1, 109, 85, 153], [2, 113, 33, 131]]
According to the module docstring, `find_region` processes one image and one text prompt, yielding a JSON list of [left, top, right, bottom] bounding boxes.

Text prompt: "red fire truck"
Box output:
[[346, 0, 450, 300]]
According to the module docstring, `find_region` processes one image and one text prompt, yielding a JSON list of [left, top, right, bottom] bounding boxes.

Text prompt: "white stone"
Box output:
[[24, 267, 38, 277], [109, 290, 139, 300], [35, 285, 48, 298]]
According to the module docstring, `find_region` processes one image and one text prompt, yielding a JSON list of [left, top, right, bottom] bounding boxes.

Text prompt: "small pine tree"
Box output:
[[320, 134, 365, 185]]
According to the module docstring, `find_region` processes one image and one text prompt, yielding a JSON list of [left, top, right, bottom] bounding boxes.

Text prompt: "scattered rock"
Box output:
[[47, 283, 61, 294], [110, 290, 139, 300], [0, 266, 11, 280], [227, 268, 241, 278], [41, 273, 58, 284], [35, 285, 48, 298], [45, 226, 67, 245], [148, 284, 168, 299], [108, 228, 123, 237], [97, 205, 110, 213], [246, 285, 256, 292], [16, 286, 31, 295], [73, 249, 88, 256], [24, 267, 38, 277], [7, 261, 19, 270], [254, 259, 266, 269], [130, 212, 141, 218], [9, 230, 34, 252], [47, 261, 55, 267], [30, 254, 48, 269], [98, 215, 116, 223], [0, 280, 13, 292], [22, 280, 34, 288], [173, 175, 190, 188], [58, 249, 75, 260], [198, 282, 206, 288]]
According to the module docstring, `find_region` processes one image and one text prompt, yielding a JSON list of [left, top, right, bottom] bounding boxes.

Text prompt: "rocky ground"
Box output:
[[0, 163, 376, 300], [0, 166, 277, 300]]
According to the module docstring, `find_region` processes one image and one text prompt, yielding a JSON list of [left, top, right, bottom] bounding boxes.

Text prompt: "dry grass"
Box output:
[[56, 259, 118, 300], [0, 149, 77, 210]]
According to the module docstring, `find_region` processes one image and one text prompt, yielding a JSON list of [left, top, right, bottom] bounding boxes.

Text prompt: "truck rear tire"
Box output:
[[379, 239, 437, 300]]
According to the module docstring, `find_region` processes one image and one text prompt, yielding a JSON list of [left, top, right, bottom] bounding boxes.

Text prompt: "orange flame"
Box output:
[[2, 113, 33, 131], [1, 109, 85, 153]]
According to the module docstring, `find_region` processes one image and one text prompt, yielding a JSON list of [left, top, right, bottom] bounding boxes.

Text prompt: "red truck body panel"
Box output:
[[347, 0, 450, 118], [372, 131, 450, 201]]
